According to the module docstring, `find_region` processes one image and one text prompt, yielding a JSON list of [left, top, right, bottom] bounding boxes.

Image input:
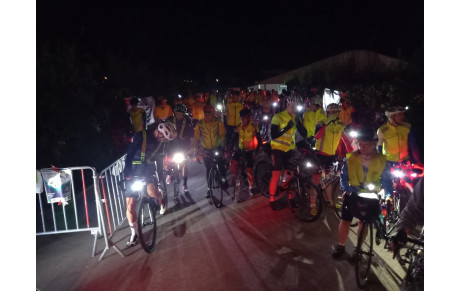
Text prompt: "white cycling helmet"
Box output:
[[385, 106, 405, 117], [157, 121, 177, 141], [326, 103, 341, 112], [286, 96, 301, 105]]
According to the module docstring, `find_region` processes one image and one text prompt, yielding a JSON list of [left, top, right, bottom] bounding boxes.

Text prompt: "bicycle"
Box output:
[[202, 149, 229, 208], [167, 150, 191, 204], [232, 150, 251, 203], [395, 230, 424, 291], [119, 176, 161, 253]]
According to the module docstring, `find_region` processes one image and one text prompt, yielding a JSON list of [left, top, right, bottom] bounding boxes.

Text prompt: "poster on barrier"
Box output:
[[41, 169, 72, 204]]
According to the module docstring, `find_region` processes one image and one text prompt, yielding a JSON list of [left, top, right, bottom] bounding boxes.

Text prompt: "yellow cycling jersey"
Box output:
[[237, 122, 259, 150], [347, 152, 387, 186], [194, 117, 226, 150], [377, 121, 411, 162], [226, 101, 244, 126], [154, 105, 173, 121], [270, 110, 296, 152], [129, 107, 145, 132]]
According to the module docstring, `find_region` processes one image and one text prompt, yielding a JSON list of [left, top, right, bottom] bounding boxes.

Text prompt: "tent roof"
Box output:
[[255, 50, 405, 85]]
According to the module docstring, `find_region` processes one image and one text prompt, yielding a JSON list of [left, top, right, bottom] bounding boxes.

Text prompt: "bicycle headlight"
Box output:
[[131, 180, 145, 191], [296, 105, 303, 112], [365, 183, 376, 191], [263, 115, 269, 121], [172, 152, 185, 163], [216, 104, 223, 111], [350, 130, 358, 138], [393, 170, 405, 178], [411, 173, 417, 178], [272, 102, 278, 107], [358, 192, 379, 199], [214, 151, 219, 156], [306, 162, 313, 168]]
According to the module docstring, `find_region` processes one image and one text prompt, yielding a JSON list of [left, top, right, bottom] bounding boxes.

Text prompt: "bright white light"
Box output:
[[214, 151, 219, 156], [131, 180, 145, 191], [312, 147, 316, 150], [263, 115, 269, 120], [296, 105, 303, 112], [178, 94, 182, 98], [172, 153, 185, 164], [411, 173, 417, 177], [366, 184, 376, 191], [350, 131, 358, 138], [273, 102, 278, 107], [306, 162, 313, 168], [358, 192, 379, 200], [216, 78, 219, 82], [405, 106, 409, 110], [393, 170, 405, 178], [216, 104, 223, 111]]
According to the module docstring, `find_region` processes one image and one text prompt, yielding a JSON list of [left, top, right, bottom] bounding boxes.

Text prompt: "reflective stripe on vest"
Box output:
[[238, 122, 258, 150], [347, 152, 387, 186], [270, 111, 296, 152]]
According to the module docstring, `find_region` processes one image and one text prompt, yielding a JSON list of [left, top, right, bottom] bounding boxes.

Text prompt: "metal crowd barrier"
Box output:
[[95, 155, 128, 261], [36, 166, 108, 258]]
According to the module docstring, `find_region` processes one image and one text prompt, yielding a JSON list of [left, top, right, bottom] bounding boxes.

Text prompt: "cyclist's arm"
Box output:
[[339, 162, 353, 193], [341, 132, 353, 153], [270, 114, 286, 139], [193, 125, 200, 150], [395, 177, 424, 232], [377, 128, 384, 153], [295, 116, 308, 138], [408, 128, 421, 163]]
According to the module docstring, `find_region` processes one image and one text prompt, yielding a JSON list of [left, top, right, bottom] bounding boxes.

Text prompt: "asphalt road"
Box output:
[[36, 160, 410, 291]]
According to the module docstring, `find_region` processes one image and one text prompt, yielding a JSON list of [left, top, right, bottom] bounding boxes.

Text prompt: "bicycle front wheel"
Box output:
[[137, 196, 158, 253], [208, 167, 223, 208], [295, 180, 323, 222], [355, 222, 374, 289]]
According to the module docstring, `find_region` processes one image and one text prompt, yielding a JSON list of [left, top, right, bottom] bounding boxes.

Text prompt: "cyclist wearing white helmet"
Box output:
[[303, 95, 327, 144], [377, 106, 420, 165], [268, 96, 308, 210], [124, 121, 176, 247], [312, 102, 353, 210]]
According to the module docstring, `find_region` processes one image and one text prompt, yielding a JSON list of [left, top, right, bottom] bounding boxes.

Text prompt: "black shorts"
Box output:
[[232, 150, 255, 168], [341, 192, 357, 222], [316, 154, 336, 172], [271, 149, 295, 171]]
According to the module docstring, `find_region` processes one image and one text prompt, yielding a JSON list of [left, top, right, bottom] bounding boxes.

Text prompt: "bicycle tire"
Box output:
[[137, 196, 158, 253], [331, 180, 358, 227], [295, 180, 323, 222], [173, 168, 181, 199], [355, 222, 373, 289], [208, 167, 223, 208]]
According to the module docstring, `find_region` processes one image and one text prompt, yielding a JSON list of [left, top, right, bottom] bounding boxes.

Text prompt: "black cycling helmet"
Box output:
[[130, 97, 140, 106], [357, 128, 378, 142], [174, 104, 188, 113], [239, 108, 251, 117]]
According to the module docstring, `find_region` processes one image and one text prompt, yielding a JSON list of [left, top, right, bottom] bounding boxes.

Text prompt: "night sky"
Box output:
[[37, 0, 423, 84]]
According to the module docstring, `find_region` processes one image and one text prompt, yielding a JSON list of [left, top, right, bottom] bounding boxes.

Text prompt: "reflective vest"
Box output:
[[195, 117, 225, 150], [237, 122, 259, 150], [347, 152, 387, 187], [378, 121, 411, 162], [315, 118, 345, 155], [270, 110, 296, 152], [226, 102, 244, 126], [129, 108, 145, 132], [315, 108, 327, 125]]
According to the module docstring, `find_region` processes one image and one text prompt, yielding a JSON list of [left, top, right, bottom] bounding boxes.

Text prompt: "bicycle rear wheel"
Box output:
[[355, 222, 373, 288], [137, 196, 158, 253], [208, 167, 223, 208], [295, 180, 323, 222]]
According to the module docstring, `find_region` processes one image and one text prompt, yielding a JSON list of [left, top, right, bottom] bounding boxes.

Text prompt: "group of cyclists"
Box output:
[[122, 89, 423, 267]]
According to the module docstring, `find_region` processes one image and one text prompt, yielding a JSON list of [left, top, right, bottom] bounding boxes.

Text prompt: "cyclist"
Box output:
[[164, 104, 194, 199], [225, 92, 245, 152], [390, 176, 424, 249], [302, 96, 326, 146], [229, 108, 261, 195], [252, 100, 274, 153], [338, 92, 355, 129], [331, 127, 393, 258], [125, 121, 177, 247], [154, 96, 174, 121], [191, 94, 205, 125], [268, 96, 308, 210], [193, 104, 229, 197], [125, 97, 146, 179], [313, 103, 353, 209]]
